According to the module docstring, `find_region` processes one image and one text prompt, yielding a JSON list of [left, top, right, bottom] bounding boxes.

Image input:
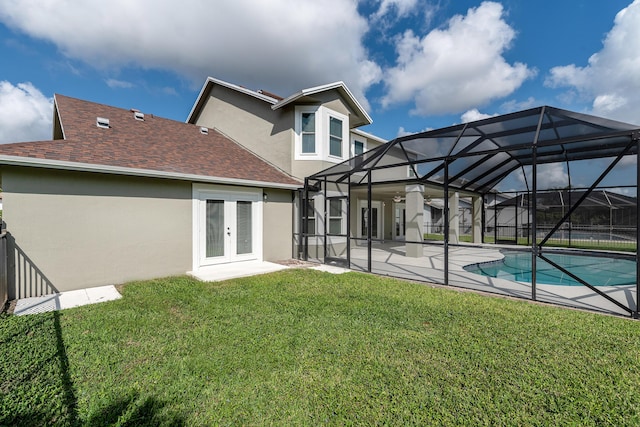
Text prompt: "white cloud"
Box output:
[[0, 81, 52, 144], [460, 109, 496, 123], [397, 126, 412, 137], [0, 0, 381, 109], [500, 97, 537, 113], [105, 78, 134, 89], [381, 1, 535, 115], [546, 0, 640, 124], [459, 97, 538, 123], [518, 163, 569, 190], [397, 125, 433, 137], [373, 0, 419, 20]]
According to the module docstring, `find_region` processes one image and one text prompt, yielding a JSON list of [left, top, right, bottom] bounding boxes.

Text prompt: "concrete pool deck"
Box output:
[[344, 242, 636, 317]]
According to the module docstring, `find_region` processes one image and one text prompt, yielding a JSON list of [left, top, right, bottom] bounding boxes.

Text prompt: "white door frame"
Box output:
[[357, 199, 383, 239], [192, 184, 263, 271]]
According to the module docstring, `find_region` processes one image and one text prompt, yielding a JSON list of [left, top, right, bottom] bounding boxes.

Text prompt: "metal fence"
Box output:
[[0, 231, 7, 309], [424, 222, 637, 251]]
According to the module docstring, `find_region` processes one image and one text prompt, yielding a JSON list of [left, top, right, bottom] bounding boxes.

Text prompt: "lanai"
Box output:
[[302, 106, 640, 317]]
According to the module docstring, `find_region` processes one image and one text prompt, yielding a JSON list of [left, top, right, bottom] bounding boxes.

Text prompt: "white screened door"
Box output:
[[194, 185, 262, 268]]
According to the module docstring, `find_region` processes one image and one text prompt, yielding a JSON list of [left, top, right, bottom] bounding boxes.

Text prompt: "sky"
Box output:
[[0, 0, 639, 191]]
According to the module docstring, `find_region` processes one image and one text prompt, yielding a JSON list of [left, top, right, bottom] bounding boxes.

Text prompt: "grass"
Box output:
[[2, 269, 640, 426]]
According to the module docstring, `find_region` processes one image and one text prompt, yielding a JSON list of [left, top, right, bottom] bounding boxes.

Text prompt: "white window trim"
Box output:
[[327, 198, 346, 235], [294, 105, 321, 159], [350, 134, 367, 157], [325, 109, 349, 162], [294, 106, 349, 163]]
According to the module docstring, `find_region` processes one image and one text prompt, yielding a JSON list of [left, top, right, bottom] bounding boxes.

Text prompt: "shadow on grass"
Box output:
[[0, 311, 184, 426]]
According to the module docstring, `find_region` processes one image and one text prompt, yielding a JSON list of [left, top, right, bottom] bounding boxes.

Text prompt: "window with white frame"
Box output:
[[295, 106, 348, 162], [353, 139, 365, 156], [301, 112, 316, 154], [329, 117, 343, 157], [328, 198, 344, 234]]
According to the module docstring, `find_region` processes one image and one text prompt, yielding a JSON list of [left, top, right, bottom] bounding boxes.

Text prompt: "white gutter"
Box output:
[[0, 155, 302, 190]]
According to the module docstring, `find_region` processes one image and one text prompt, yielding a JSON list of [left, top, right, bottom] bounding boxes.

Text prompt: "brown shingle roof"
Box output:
[[0, 95, 301, 187]]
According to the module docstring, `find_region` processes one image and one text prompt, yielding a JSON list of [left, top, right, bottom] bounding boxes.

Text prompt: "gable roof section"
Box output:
[[0, 95, 301, 189], [187, 77, 372, 128], [271, 81, 372, 127]]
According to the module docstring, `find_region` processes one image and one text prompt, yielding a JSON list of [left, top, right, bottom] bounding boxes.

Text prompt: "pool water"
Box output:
[[464, 251, 636, 286]]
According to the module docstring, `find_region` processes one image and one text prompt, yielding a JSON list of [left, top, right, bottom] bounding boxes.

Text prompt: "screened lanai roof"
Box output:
[[310, 106, 640, 195]]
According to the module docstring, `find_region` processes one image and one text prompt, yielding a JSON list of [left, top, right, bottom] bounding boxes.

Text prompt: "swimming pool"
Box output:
[[464, 251, 636, 286]]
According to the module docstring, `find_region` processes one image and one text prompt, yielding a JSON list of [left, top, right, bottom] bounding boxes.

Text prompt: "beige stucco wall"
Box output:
[[262, 188, 294, 261], [193, 85, 379, 182], [194, 85, 294, 176], [2, 167, 193, 298]]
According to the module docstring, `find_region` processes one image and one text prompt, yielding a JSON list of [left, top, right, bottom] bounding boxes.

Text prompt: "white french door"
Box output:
[[193, 185, 262, 269], [357, 200, 383, 239]]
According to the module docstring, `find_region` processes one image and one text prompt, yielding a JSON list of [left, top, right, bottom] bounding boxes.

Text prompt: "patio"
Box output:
[[343, 242, 636, 317]]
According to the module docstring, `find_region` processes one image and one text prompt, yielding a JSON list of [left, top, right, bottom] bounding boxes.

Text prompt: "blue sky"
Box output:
[[0, 0, 638, 190]]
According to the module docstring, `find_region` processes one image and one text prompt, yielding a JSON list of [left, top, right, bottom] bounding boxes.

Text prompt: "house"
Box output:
[[186, 77, 387, 181], [0, 94, 302, 299], [487, 190, 637, 242], [0, 77, 394, 299]]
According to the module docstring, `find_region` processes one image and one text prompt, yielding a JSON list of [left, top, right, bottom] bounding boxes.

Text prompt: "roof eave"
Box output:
[[0, 155, 302, 190], [351, 128, 387, 144], [271, 81, 372, 127]]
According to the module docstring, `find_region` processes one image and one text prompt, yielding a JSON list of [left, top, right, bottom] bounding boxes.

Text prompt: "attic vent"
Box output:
[[134, 111, 145, 121], [96, 117, 110, 129], [200, 126, 209, 135]]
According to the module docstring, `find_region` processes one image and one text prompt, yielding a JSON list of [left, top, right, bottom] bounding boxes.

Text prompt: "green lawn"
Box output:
[[2, 269, 640, 426]]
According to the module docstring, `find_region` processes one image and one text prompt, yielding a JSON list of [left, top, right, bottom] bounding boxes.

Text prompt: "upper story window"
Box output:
[[301, 112, 316, 153], [353, 139, 365, 156], [329, 117, 343, 157], [295, 106, 349, 163]]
